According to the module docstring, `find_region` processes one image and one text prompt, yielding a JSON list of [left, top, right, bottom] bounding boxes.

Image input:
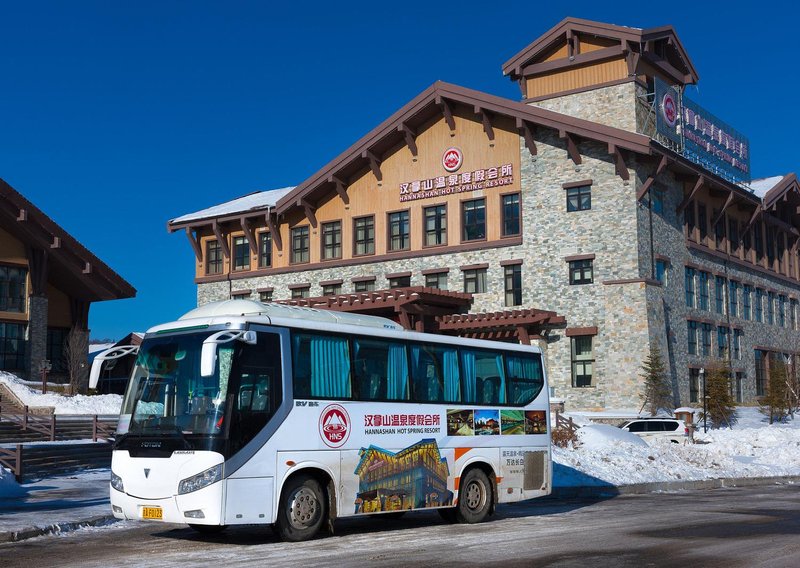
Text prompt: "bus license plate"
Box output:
[[142, 506, 163, 520]]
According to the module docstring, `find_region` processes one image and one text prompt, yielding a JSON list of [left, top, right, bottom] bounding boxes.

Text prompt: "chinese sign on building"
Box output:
[[399, 164, 514, 202]]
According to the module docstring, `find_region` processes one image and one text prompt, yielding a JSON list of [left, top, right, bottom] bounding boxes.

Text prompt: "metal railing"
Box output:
[[0, 404, 117, 442]]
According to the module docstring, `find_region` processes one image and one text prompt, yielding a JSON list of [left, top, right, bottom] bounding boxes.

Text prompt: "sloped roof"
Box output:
[[502, 17, 699, 86], [169, 186, 294, 227], [752, 173, 800, 212], [0, 178, 136, 302]]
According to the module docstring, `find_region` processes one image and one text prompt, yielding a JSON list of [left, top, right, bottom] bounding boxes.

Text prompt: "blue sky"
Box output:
[[0, 1, 796, 340]]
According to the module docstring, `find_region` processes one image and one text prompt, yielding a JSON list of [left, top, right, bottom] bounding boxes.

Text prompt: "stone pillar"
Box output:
[[73, 328, 90, 394], [26, 295, 49, 382]]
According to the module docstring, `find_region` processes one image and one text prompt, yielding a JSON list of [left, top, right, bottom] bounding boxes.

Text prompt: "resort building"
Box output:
[[0, 179, 135, 387], [169, 18, 800, 410]]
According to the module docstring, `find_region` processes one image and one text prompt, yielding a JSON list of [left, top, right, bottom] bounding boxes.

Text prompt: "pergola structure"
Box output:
[[278, 286, 565, 344]]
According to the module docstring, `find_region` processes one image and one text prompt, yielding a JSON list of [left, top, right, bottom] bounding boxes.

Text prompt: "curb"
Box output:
[[551, 474, 800, 499], [0, 514, 118, 544]]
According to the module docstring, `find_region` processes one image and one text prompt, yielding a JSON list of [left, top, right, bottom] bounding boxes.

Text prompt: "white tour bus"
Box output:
[[91, 299, 552, 541]]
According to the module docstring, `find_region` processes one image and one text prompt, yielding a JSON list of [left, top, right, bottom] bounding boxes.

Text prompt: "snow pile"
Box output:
[[0, 372, 122, 415], [553, 407, 800, 487], [0, 467, 24, 498]]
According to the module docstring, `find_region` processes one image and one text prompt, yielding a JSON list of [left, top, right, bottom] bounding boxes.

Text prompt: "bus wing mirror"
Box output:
[[200, 330, 257, 377], [89, 346, 140, 389]]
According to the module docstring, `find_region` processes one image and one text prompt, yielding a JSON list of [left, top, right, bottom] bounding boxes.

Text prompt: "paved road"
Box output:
[[2, 485, 799, 567]]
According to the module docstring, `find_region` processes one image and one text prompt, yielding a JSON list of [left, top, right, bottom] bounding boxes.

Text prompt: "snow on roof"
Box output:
[[749, 175, 786, 199], [169, 186, 295, 225]]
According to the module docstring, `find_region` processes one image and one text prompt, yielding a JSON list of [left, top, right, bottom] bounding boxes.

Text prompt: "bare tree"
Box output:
[[64, 326, 89, 395]]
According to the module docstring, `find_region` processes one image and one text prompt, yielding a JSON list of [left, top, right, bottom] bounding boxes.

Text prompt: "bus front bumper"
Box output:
[[110, 480, 224, 526]]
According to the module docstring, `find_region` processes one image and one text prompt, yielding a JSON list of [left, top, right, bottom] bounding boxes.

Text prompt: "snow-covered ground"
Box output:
[[0, 372, 122, 416], [1, 371, 799, 499]]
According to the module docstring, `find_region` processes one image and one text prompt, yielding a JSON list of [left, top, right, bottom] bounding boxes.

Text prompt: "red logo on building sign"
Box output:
[[661, 92, 678, 128], [319, 404, 350, 448], [442, 147, 463, 172]]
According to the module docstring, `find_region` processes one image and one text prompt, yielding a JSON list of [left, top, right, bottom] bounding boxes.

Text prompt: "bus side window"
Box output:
[[353, 338, 409, 401], [506, 353, 544, 405]]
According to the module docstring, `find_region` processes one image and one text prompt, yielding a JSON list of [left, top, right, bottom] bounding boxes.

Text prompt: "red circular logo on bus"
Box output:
[[319, 404, 350, 448], [442, 147, 463, 172], [661, 92, 677, 127]]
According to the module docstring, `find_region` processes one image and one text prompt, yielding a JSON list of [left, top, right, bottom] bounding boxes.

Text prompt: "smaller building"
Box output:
[[0, 179, 136, 388]]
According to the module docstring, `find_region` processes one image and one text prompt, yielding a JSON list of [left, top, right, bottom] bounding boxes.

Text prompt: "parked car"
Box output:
[[618, 418, 688, 443]]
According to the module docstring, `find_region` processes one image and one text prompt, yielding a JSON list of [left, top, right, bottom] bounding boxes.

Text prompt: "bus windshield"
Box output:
[[120, 333, 233, 437]]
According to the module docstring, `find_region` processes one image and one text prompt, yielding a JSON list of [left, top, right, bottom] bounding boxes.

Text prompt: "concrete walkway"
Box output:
[[1, 470, 798, 544]]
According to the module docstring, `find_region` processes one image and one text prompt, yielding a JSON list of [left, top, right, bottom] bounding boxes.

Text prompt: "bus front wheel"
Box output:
[[276, 474, 326, 542], [455, 468, 492, 524]]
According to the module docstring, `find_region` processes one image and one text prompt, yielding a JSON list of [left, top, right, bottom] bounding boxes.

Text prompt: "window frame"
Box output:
[[423, 204, 447, 247], [321, 220, 343, 261], [504, 264, 522, 307], [258, 231, 272, 268], [232, 235, 250, 272], [205, 240, 223, 275], [500, 192, 521, 237], [566, 185, 591, 212], [570, 335, 594, 388], [569, 259, 593, 285], [387, 209, 410, 252], [353, 215, 375, 257], [461, 198, 487, 242], [463, 268, 487, 294], [290, 225, 310, 265]]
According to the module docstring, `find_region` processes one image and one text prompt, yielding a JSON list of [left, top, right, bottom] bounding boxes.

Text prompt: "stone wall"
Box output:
[[529, 82, 640, 133], [25, 295, 48, 381]]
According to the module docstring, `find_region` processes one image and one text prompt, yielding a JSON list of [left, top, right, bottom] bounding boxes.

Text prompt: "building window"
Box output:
[[566, 185, 591, 212], [715, 276, 726, 315], [353, 216, 375, 256], [259, 232, 272, 268], [291, 226, 310, 264], [742, 285, 752, 320], [754, 350, 767, 397], [501, 193, 521, 236], [205, 240, 222, 275], [291, 286, 310, 299], [728, 281, 739, 318], [698, 203, 708, 244], [424, 272, 448, 290], [686, 201, 696, 239], [755, 288, 764, 322], [571, 336, 594, 388], [423, 205, 447, 246], [734, 372, 744, 403], [463, 268, 487, 294], [388, 211, 410, 251], [322, 283, 342, 296], [714, 214, 726, 250], [733, 329, 743, 360], [504, 265, 522, 307], [687, 321, 698, 356], [321, 221, 342, 260], [791, 299, 798, 331], [729, 219, 739, 255], [46, 328, 68, 373], [462, 198, 486, 241], [700, 323, 712, 357], [354, 280, 375, 293], [698, 271, 709, 310], [717, 326, 729, 359], [233, 236, 250, 271], [779, 295, 786, 327], [0, 266, 27, 313], [0, 322, 25, 370], [684, 267, 696, 308], [767, 292, 775, 325], [754, 222, 764, 262], [651, 189, 664, 215], [569, 259, 593, 285], [655, 259, 669, 285], [388, 275, 411, 289], [259, 290, 273, 302], [689, 368, 700, 403]]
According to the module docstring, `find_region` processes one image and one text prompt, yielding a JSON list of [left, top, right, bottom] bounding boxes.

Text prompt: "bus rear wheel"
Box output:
[[276, 474, 326, 542], [455, 468, 492, 524]]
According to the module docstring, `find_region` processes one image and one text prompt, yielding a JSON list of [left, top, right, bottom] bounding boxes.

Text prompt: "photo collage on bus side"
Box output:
[[446, 409, 547, 436]]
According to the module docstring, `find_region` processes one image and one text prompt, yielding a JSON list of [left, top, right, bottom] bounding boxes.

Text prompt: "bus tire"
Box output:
[[276, 474, 326, 542], [188, 524, 227, 535], [455, 468, 492, 524]]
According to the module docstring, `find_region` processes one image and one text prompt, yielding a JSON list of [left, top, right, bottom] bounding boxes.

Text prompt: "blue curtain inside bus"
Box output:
[[386, 343, 408, 400]]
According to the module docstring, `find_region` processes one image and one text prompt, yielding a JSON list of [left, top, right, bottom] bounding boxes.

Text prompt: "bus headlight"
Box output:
[[178, 464, 223, 495], [110, 471, 124, 493]]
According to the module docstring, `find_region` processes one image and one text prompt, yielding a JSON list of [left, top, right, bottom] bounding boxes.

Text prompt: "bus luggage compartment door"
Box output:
[[224, 477, 274, 524]]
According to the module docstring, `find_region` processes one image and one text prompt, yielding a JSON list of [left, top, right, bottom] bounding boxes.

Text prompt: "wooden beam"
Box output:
[[516, 118, 537, 156], [436, 96, 456, 132], [712, 191, 735, 228], [637, 154, 669, 201], [517, 325, 531, 346], [609, 144, 629, 181], [566, 29, 574, 59], [240, 217, 258, 256], [743, 204, 762, 235], [266, 213, 282, 251], [398, 123, 418, 157], [300, 198, 318, 228], [329, 175, 349, 205], [475, 106, 494, 141], [676, 175, 705, 214], [625, 43, 641, 76], [361, 149, 382, 183], [212, 220, 230, 259], [559, 130, 581, 165], [185, 227, 202, 262]]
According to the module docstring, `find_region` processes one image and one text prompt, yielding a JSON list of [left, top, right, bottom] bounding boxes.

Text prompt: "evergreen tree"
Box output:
[[705, 361, 737, 428], [639, 346, 673, 416], [760, 356, 790, 424]]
